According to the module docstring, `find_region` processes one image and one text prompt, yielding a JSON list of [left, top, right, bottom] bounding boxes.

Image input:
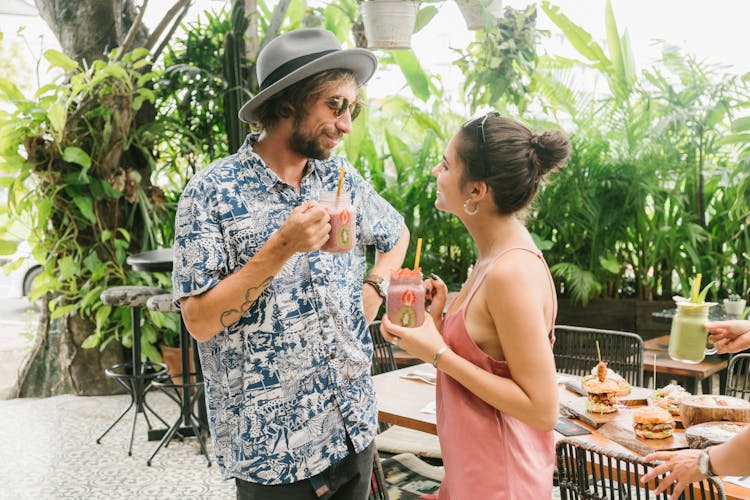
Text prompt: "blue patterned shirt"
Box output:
[[172, 135, 404, 484]]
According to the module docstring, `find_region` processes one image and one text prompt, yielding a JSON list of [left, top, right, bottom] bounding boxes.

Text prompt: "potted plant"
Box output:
[[455, 0, 503, 30], [359, 0, 419, 49], [144, 310, 193, 381], [724, 293, 747, 319]]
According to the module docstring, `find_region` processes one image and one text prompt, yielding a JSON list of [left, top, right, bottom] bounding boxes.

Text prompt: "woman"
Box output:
[[381, 112, 570, 499]]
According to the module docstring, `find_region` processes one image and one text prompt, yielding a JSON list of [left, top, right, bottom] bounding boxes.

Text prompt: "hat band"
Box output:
[[259, 49, 339, 91]]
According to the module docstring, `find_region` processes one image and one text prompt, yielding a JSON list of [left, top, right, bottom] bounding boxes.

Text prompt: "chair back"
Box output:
[[554, 325, 644, 386], [369, 320, 398, 375], [556, 438, 725, 500], [725, 353, 750, 400]]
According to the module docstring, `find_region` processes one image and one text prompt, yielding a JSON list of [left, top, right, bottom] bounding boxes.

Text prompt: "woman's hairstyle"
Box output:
[[251, 69, 357, 131], [456, 112, 571, 214]]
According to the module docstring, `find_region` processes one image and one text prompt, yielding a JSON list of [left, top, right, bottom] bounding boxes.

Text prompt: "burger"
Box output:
[[653, 383, 690, 416], [583, 379, 619, 414], [633, 407, 676, 439]]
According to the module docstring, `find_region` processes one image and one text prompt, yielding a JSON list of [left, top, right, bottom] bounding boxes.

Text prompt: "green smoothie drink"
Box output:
[[668, 302, 716, 364]]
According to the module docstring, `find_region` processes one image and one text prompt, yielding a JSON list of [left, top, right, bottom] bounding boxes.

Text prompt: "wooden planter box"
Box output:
[[556, 298, 673, 341]]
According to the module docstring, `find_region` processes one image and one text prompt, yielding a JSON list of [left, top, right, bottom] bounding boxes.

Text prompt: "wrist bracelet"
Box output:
[[432, 346, 448, 368]]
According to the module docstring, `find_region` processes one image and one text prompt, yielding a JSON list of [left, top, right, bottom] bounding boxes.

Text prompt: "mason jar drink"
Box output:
[[668, 302, 716, 364], [387, 268, 425, 327], [319, 191, 355, 253]]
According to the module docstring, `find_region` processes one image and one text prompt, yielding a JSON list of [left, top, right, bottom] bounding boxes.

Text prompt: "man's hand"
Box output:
[[276, 201, 331, 254], [640, 450, 703, 499]]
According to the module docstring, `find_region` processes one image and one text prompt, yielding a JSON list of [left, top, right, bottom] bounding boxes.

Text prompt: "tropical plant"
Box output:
[[0, 47, 178, 363], [532, 0, 750, 304]]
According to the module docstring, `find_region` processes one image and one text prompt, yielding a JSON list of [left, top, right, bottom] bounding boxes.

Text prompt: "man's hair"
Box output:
[[251, 69, 357, 131]]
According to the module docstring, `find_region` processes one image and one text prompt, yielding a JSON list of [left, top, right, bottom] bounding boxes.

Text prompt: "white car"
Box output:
[[2, 241, 42, 299]]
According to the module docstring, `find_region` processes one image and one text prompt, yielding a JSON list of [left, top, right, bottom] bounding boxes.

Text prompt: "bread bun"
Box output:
[[633, 407, 675, 439], [582, 378, 619, 394]]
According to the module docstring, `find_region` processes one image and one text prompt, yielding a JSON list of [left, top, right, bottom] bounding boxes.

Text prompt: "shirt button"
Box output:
[[314, 277, 322, 286], [329, 352, 336, 360], [322, 314, 330, 322]]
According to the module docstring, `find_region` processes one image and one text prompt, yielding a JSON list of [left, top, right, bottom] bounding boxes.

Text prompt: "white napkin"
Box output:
[[420, 401, 436, 414], [400, 370, 437, 385], [724, 476, 750, 488]]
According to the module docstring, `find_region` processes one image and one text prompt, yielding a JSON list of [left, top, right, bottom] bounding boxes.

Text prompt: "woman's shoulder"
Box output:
[[486, 247, 547, 285]]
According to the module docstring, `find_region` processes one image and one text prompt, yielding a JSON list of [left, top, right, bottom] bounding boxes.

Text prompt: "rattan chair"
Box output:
[[554, 325, 644, 387], [370, 320, 398, 376], [556, 438, 725, 500], [725, 353, 750, 400]]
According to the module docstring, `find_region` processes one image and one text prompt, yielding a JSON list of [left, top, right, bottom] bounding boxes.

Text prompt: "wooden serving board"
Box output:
[[597, 414, 689, 456], [685, 421, 749, 448], [560, 397, 623, 428]]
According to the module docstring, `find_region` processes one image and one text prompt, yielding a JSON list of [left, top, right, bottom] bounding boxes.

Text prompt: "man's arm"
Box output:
[[181, 201, 330, 341], [362, 225, 410, 324]]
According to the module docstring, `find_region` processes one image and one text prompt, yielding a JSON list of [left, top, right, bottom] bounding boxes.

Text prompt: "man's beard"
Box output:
[[289, 121, 340, 160]]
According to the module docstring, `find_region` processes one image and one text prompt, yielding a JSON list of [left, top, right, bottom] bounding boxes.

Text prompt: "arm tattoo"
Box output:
[[219, 276, 274, 328]]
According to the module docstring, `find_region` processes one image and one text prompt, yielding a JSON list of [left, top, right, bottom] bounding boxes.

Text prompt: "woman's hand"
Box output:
[[425, 273, 448, 329], [380, 314, 446, 366], [640, 450, 703, 499], [705, 320, 750, 354]]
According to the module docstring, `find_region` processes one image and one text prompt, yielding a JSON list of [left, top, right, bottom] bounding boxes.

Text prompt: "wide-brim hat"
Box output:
[[238, 28, 378, 123]]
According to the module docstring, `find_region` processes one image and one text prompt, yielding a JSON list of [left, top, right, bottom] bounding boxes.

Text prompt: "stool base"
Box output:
[[147, 373, 212, 467], [96, 362, 169, 456]]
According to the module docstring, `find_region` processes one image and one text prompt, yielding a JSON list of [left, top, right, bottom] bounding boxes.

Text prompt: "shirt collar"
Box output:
[[238, 134, 327, 193]]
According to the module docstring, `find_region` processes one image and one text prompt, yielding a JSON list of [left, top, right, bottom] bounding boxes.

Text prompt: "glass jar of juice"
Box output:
[[668, 302, 716, 364], [319, 191, 355, 253], [387, 268, 425, 327]]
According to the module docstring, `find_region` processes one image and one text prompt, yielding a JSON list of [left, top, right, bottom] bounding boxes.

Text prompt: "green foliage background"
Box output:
[[1, 0, 749, 364]]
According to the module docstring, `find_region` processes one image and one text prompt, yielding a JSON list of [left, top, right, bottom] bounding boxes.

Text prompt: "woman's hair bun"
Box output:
[[531, 130, 570, 175]]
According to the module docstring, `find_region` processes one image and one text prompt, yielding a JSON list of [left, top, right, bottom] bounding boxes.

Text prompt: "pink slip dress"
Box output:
[[436, 248, 557, 500]]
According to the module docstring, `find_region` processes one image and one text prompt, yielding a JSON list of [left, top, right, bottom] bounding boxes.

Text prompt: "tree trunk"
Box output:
[[17, 297, 124, 397], [34, 0, 148, 65], [15, 0, 155, 397]]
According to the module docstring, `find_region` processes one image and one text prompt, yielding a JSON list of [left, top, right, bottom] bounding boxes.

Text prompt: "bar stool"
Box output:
[[145, 293, 211, 466], [96, 285, 170, 455]]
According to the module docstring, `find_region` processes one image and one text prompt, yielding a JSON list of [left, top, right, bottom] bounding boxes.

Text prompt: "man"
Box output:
[[172, 28, 409, 499]]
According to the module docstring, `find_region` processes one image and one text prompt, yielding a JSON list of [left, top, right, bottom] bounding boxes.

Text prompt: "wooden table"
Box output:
[[644, 335, 729, 394], [372, 363, 437, 434], [372, 364, 750, 500]]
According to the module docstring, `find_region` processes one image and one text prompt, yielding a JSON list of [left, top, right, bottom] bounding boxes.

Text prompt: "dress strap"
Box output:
[[460, 247, 557, 342]]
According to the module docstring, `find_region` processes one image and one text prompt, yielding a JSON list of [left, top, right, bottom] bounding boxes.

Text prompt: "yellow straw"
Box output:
[[336, 166, 345, 197], [595, 340, 601, 363], [413, 238, 423, 270], [690, 273, 702, 303]]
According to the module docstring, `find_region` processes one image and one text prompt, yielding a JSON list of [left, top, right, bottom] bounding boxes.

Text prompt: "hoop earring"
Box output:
[[463, 199, 479, 216]]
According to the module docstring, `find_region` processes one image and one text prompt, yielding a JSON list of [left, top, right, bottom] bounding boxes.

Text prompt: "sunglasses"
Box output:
[[325, 96, 363, 121], [476, 111, 501, 177]]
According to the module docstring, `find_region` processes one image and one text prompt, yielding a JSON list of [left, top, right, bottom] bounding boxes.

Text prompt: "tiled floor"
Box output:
[[0, 391, 234, 500], [0, 390, 564, 500]]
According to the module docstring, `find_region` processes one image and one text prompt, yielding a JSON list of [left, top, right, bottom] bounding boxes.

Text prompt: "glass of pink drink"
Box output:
[[319, 191, 355, 253], [387, 268, 425, 327]]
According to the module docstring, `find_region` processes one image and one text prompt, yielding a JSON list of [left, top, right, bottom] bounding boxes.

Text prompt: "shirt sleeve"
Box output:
[[172, 172, 227, 301]]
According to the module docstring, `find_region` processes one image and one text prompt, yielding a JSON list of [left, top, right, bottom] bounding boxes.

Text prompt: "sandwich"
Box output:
[[633, 406, 675, 439], [653, 383, 690, 416], [583, 378, 619, 414]]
